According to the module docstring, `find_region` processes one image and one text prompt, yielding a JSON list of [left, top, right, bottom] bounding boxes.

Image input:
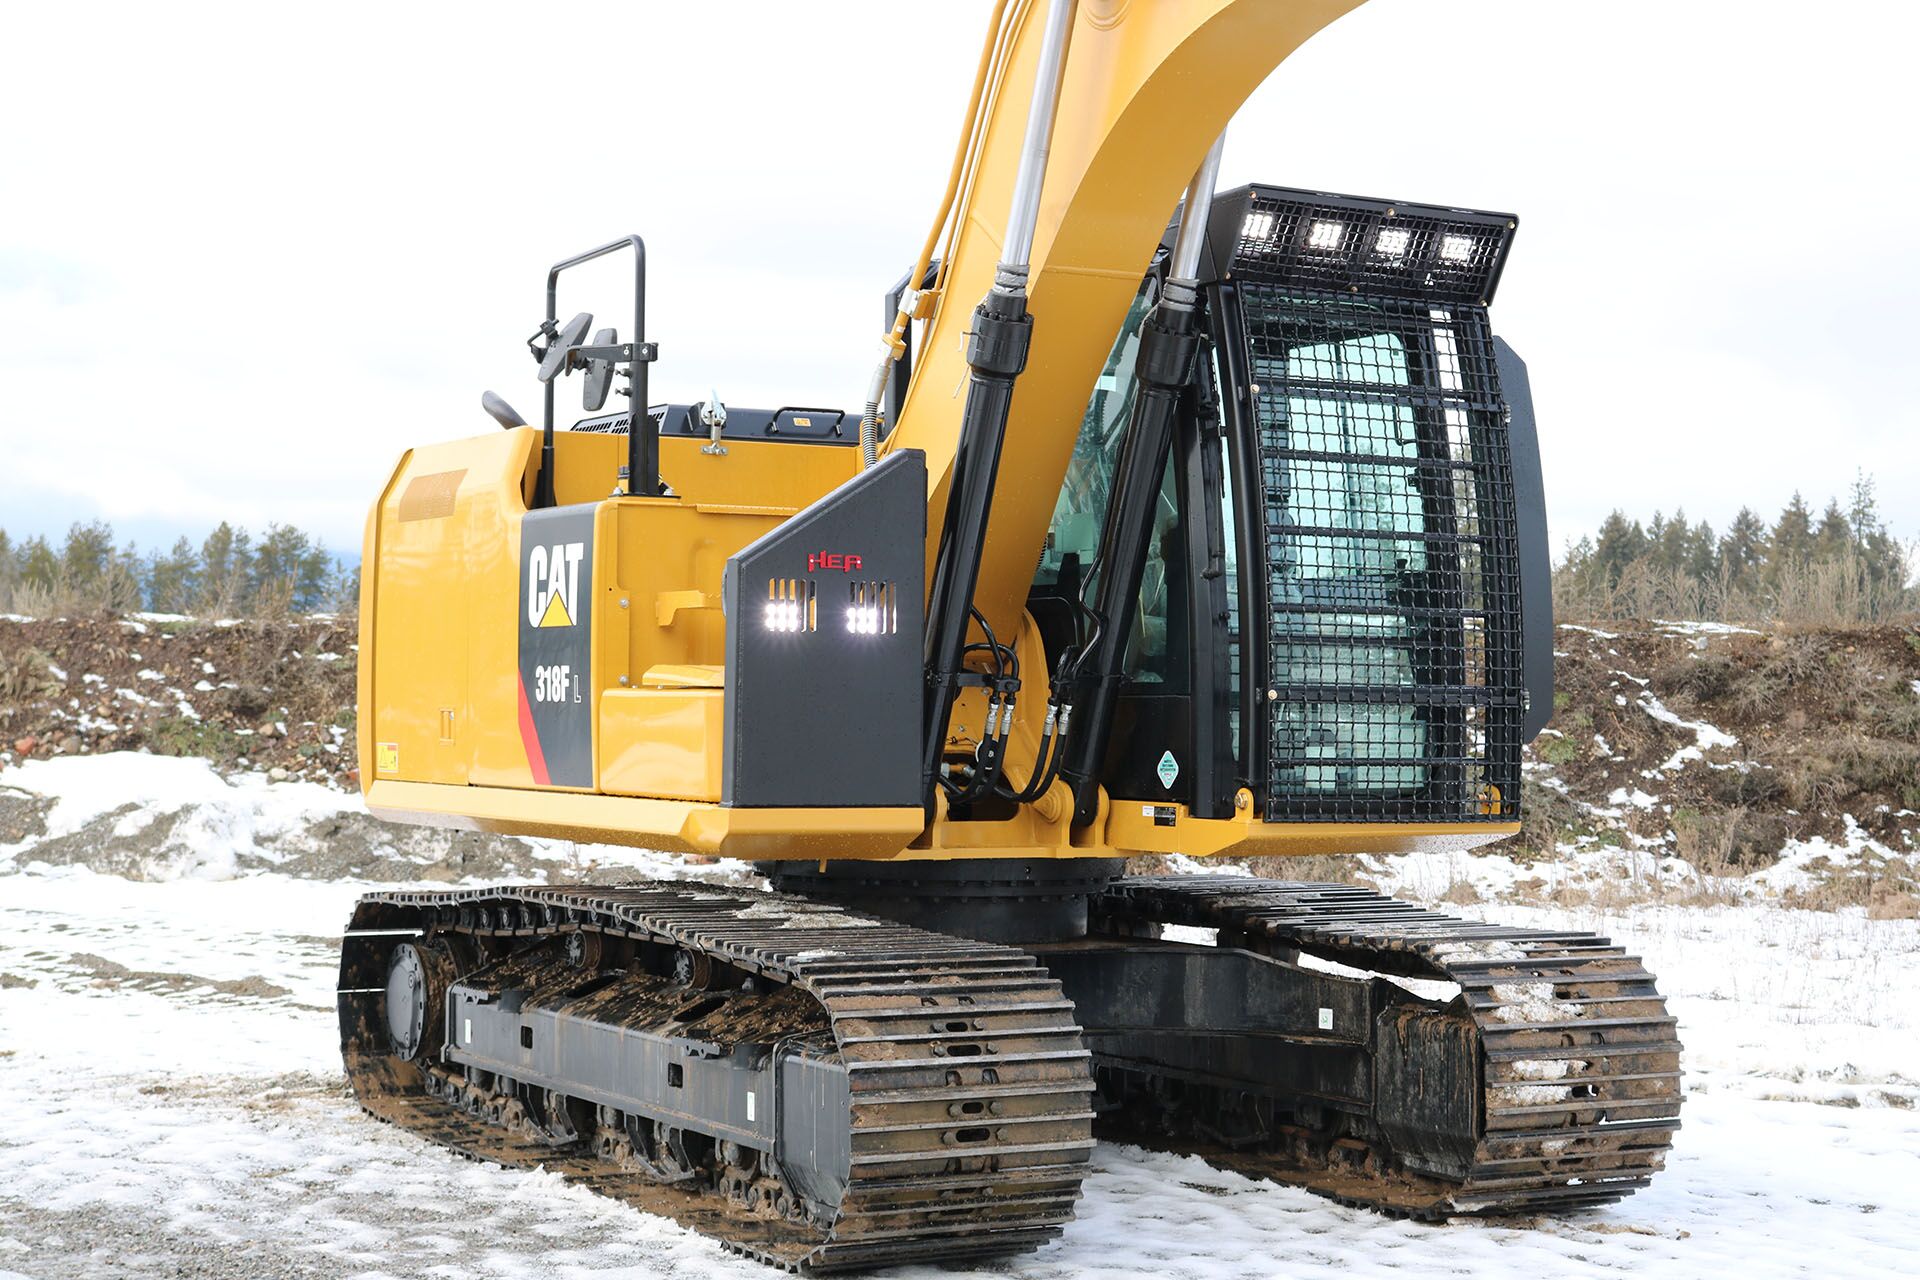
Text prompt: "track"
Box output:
[[336, 877, 1679, 1268], [1094, 876, 1684, 1217], [337, 884, 1095, 1272]]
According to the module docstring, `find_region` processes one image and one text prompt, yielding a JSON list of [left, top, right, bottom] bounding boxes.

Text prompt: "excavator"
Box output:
[[338, 0, 1682, 1269]]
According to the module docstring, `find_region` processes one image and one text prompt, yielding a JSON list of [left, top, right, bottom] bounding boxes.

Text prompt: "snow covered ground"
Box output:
[[2, 757, 1918, 1278]]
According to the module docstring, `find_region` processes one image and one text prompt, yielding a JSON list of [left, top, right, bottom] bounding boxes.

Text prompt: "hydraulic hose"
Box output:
[[920, 0, 1078, 811]]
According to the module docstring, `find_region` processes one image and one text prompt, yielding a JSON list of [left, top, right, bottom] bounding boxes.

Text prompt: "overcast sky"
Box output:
[[2, 0, 1915, 560]]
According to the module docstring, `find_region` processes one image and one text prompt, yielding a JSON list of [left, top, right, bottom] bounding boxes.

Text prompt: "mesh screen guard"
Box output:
[[1224, 193, 1524, 824]]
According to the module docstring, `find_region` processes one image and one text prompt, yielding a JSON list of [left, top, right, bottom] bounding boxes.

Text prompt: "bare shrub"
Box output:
[[1655, 652, 1739, 701]]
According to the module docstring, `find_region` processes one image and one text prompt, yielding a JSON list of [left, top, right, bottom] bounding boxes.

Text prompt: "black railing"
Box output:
[[539, 236, 654, 506]]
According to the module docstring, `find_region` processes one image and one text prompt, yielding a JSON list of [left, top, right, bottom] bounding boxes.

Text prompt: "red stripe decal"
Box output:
[[516, 673, 551, 786]]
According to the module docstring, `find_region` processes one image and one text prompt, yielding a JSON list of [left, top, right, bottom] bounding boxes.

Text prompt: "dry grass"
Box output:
[[0, 646, 61, 702], [1769, 736, 1920, 814], [1556, 553, 1919, 628], [1244, 854, 1373, 888], [1512, 782, 1583, 861], [1867, 892, 1920, 920]]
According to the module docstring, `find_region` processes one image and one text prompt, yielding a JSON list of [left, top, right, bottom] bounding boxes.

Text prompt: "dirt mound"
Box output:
[[64, 952, 295, 1001], [0, 785, 51, 843], [1513, 620, 1920, 908], [5, 788, 556, 883], [0, 615, 356, 785], [254, 808, 554, 882], [16, 803, 188, 878]]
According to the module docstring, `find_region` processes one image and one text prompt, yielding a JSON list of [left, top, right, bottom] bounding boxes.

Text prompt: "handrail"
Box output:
[[538, 235, 653, 506]]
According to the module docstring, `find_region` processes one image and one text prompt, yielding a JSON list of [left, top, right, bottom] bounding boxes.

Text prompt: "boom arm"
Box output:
[[885, 0, 1365, 642]]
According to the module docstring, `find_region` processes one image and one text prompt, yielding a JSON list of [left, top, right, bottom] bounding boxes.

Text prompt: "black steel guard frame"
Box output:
[[538, 236, 657, 507]]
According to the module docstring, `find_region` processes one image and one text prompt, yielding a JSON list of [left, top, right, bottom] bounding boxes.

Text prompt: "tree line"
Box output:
[[1555, 475, 1918, 624], [2, 484, 1912, 626], [0, 520, 358, 617]]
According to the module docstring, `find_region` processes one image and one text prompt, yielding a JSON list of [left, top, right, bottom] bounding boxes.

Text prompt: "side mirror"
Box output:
[[537, 311, 593, 383], [582, 327, 619, 412]]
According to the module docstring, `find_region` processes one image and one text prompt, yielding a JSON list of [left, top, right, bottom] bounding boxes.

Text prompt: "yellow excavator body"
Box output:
[[354, 0, 1515, 862], [337, 3, 1681, 1269], [358, 416, 1509, 859]]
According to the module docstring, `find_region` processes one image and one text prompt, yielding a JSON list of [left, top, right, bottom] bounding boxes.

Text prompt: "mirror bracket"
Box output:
[[525, 318, 560, 363], [570, 341, 655, 366]]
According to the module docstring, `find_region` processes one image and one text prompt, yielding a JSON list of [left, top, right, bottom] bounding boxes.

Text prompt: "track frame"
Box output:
[[338, 883, 1096, 1272]]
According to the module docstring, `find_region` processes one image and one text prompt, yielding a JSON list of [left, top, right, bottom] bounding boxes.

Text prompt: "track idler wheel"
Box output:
[[384, 940, 457, 1062]]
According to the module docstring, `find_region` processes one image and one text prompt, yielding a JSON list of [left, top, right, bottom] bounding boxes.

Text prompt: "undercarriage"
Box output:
[[337, 871, 1680, 1270]]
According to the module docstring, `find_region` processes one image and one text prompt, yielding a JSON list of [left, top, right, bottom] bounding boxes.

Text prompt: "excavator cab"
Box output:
[[1029, 186, 1553, 829]]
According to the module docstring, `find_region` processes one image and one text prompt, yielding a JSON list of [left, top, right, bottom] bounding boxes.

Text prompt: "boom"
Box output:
[[888, 0, 1364, 638]]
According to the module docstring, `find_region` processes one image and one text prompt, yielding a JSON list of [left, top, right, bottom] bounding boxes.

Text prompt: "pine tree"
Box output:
[[1771, 493, 1813, 568], [1846, 471, 1882, 542], [1812, 500, 1852, 562], [252, 524, 334, 612], [60, 521, 116, 594], [1839, 474, 1900, 592], [18, 537, 58, 591], [1589, 512, 1647, 585], [1651, 510, 1695, 575], [1719, 508, 1768, 585], [1556, 477, 1915, 623], [1685, 519, 1720, 582], [1644, 511, 1670, 567], [146, 537, 202, 614], [199, 522, 255, 616]]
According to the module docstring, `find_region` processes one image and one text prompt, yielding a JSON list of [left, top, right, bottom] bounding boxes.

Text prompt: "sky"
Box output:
[[2, 0, 1916, 560]]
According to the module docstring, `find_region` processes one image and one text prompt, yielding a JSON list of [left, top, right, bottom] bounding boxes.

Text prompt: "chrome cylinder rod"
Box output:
[[1162, 129, 1227, 310], [995, 0, 1077, 294]]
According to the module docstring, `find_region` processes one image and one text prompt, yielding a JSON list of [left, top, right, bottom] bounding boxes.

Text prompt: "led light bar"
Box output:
[[1200, 185, 1518, 306], [845, 580, 898, 636], [763, 577, 815, 633]]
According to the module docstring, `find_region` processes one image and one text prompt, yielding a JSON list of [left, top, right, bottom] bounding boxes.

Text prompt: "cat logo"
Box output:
[[517, 508, 594, 788], [527, 541, 586, 629]]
